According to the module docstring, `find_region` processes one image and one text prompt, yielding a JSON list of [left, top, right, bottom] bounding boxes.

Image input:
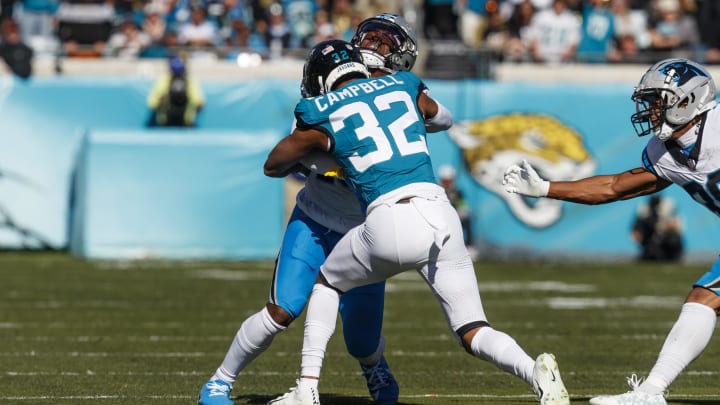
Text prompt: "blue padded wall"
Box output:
[[70, 130, 284, 259]]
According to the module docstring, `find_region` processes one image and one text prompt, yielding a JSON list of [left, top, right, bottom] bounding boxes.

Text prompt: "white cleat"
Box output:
[[532, 353, 570, 405], [589, 374, 667, 405], [267, 381, 320, 405]]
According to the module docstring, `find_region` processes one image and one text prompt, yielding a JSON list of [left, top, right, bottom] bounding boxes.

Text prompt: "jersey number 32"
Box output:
[[329, 90, 429, 172]]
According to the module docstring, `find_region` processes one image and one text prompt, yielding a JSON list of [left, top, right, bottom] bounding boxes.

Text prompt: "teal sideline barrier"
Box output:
[[0, 75, 717, 260], [70, 130, 284, 259], [0, 76, 296, 257]]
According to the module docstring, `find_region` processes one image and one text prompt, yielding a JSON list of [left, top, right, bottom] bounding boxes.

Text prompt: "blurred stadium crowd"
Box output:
[[0, 0, 718, 72]]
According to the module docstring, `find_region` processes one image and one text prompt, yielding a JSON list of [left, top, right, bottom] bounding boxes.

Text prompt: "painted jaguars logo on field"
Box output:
[[449, 113, 596, 228]]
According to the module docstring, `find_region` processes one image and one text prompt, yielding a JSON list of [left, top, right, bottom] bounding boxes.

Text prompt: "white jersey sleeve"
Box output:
[[296, 175, 365, 234]]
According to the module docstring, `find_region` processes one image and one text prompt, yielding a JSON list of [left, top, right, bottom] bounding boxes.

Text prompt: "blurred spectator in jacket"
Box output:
[[647, 0, 699, 57], [696, 0, 720, 63], [147, 54, 205, 127], [14, 0, 58, 56], [222, 15, 267, 64], [329, 0, 353, 40], [482, 4, 512, 60], [0, 18, 32, 78], [246, 17, 269, 57], [527, 0, 580, 63], [178, 5, 219, 47], [165, 0, 193, 30], [631, 195, 684, 262], [143, 0, 173, 19], [223, 15, 249, 48], [266, 4, 291, 59], [215, 0, 253, 33], [504, 0, 536, 62], [311, 9, 334, 46], [283, 0, 315, 48], [458, 0, 487, 48], [106, 18, 151, 58], [142, 9, 167, 46], [340, 11, 361, 42], [610, 0, 650, 62], [576, 0, 616, 63]]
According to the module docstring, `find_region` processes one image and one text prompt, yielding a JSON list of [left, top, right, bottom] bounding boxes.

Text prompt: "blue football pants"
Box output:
[[270, 206, 385, 358]]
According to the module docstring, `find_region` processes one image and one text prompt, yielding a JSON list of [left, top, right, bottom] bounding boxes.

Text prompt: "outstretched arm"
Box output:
[[503, 160, 672, 204], [548, 167, 671, 204], [264, 128, 330, 178]]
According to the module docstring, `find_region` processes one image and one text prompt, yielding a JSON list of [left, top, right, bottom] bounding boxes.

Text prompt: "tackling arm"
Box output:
[[264, 128, 331, 178], [503, 160, 672, 204], [418, 92, 453, 133], [548, 167, 672, 204]]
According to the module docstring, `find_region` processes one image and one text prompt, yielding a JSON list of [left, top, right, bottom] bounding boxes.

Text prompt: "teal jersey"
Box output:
[[294, 71, 436, 206]]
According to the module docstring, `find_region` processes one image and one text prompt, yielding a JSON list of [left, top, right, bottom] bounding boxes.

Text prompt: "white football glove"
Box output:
[[502, 160, 550, 197]]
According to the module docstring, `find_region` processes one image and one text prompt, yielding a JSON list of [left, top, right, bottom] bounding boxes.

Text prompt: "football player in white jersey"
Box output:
[[503, 58, 720, 405], [197, 14, 450, 405], [264, 38, 570, 405]]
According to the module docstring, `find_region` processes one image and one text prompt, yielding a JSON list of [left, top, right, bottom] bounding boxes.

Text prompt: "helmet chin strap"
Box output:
[[360, 50, 384, 69], [654, 122, 676, 141], [655, 100, 716, 141], [360, 49, 395, 74]]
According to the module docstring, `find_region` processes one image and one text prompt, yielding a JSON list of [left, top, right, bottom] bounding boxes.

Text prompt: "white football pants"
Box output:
[[321, 193, 488, 333]]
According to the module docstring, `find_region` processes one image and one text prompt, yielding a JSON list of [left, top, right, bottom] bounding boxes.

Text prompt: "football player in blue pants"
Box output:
[[197, 14, 451, 405], [504, 58, 720, 405], [264, 38, 570, 405]]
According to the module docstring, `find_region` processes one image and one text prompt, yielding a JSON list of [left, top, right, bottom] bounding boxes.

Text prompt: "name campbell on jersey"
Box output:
[[294, 71, 437, 206]]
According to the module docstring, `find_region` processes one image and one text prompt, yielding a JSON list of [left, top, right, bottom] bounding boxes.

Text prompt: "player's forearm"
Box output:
[[425, 101, 453, 133], [266, 129, 331, 177], [265, 157, 300, 178], [264, 140, 302, 177], [547, 175, 623, 205]]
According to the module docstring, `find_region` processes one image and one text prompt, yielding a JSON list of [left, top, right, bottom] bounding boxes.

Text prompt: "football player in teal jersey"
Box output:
[[504, 58, 719, 405], [198, 14, 449, 405], [264, 39, 570, 405]]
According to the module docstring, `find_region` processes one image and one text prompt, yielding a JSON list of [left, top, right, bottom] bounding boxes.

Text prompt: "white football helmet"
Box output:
[[631, 58, 717, 141], [350, 13, 418, 73]]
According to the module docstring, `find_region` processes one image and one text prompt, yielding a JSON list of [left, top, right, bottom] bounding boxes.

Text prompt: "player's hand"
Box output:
[[502, 160, 550, 197]]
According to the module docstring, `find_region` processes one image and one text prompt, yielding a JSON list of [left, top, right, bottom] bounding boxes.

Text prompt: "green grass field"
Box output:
[[2, 252, 720, 404]]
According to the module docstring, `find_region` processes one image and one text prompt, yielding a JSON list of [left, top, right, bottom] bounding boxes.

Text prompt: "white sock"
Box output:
[[639, 302, 716, 395], [298, 377, 319, 390], [469, 326, 535, 385], [301, 284, 339, 379], [213, 307, 285, 383]]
